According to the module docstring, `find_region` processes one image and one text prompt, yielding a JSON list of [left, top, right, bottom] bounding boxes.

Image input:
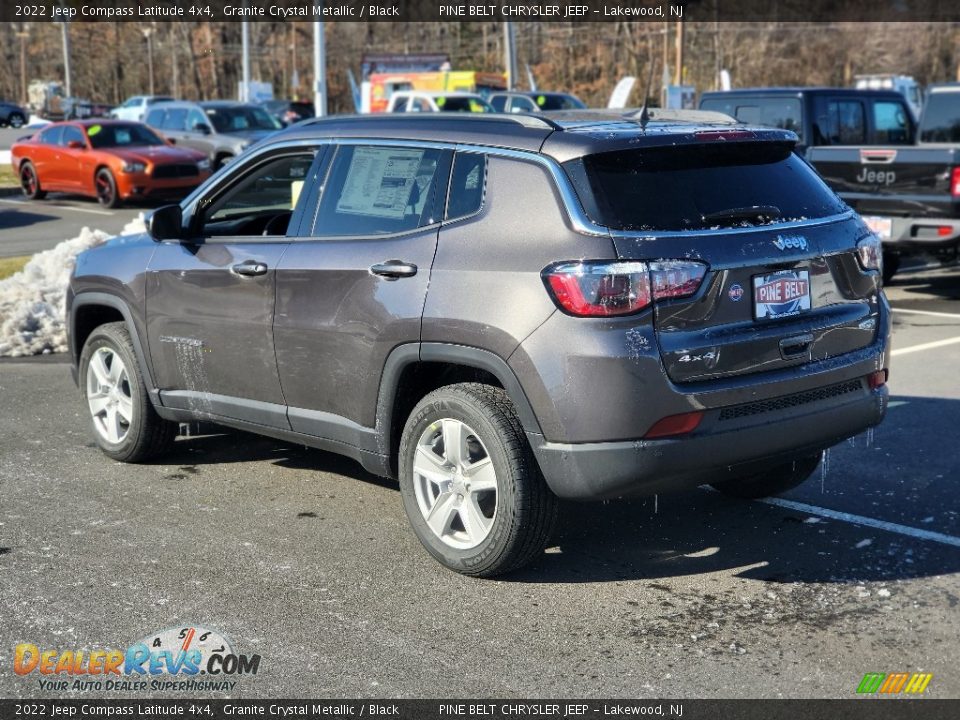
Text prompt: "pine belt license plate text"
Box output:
[[862, 215, 892, 240], [753, 270, 811, 320]]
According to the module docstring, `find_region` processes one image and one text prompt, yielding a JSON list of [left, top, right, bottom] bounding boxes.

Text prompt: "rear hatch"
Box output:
[[564, 136, 882, 383]]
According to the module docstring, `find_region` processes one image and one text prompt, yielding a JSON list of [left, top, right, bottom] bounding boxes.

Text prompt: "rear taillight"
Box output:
[[951, 167, 960, 198], [543, 260, 707, 318]]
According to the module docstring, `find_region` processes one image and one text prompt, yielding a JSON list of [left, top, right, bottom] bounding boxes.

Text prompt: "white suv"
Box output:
[[110, 96, 175, 122], [386, 91, 494, 114]]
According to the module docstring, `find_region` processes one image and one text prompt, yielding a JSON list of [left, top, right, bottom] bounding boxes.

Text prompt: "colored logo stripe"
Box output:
[[857, 672, 932, 694]]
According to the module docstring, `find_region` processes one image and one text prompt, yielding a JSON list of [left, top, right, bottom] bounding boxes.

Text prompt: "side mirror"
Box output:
[[166, 137, 177, 145], [67, 140, 85, 150], [148, 204, 183, 242]]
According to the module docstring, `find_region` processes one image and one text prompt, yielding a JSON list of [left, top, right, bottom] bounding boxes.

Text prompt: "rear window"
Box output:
[[919, 92, 960, 143], [566, 142, 846, 232]]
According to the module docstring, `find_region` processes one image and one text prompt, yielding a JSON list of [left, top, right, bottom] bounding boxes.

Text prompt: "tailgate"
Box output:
[[808, 146, 960, 217]]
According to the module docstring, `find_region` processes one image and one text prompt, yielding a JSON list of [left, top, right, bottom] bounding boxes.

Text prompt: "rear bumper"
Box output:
[[529, 381, 887, 500], [882, 216, 960, 250]]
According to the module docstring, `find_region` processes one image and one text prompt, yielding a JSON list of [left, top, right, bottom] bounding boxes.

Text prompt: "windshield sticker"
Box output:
[[88, 125, 102, 136]]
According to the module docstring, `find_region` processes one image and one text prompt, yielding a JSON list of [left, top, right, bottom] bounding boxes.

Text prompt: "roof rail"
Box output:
[[299, 112, 561, 131]]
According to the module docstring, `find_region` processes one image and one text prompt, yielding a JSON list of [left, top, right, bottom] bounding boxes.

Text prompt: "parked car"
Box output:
[[145, 101, 282, 170], [110, 95, 176, 122], [261, 99, 315, 126], [0, 100, 28, 128], [386, 91, 494, 113], [699, 88, 915, 155], [808, 83, 960, 281], [488, 91, 586, 113], [67, 111, 889, 577], [11, 120, 211, 208]]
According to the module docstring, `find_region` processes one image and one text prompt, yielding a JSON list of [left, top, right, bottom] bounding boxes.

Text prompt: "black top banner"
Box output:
[[3, 0, 960, 23], [1, 700, 959, 720]]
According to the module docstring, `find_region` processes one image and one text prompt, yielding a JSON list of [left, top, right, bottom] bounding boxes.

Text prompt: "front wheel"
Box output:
[[710, 453, 821, 499], [9, 113, 25, 128], [398, 383, 558, 577], [80, 322, 176, 462], [20, 162, 46, 200], [95, 167, 120, 208]]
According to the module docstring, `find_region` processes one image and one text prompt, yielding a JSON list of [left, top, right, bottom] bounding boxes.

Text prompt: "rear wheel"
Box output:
[[398, 383, 558, 577], [9, 113, 25, 128], [80, 322, 176, 462], [95, 167, 120, 208], [710, 453, 821, 499], [20, 162, 46, 200]]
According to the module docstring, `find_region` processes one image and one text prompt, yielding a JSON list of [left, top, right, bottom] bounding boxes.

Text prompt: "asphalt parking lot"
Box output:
[[0, 262, 957, 700]]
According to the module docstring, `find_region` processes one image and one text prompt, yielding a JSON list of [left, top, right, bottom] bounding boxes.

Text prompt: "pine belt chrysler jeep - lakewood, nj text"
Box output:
[[67, 110, 890, 576]]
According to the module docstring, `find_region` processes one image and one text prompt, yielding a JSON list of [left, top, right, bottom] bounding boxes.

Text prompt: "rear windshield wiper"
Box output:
[[701, 205, 782, 227]]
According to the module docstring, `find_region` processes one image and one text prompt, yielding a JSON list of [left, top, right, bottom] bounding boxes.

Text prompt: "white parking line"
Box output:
[[758, 497, 960, 548], [0, 198, 115, 216], [891, 308, 960, 320], [891, 336, 960, 357]]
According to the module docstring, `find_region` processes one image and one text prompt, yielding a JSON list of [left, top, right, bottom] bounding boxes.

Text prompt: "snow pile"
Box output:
[[0, 215, 147, 358]]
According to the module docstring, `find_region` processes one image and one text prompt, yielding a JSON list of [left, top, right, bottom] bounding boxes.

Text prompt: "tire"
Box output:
[[19, 162, 46, 200], [882, 252, 900, 285], [79, 322, 176, 463], [94, 167, 120, 208], [9, 112, 25, 128], [710, 453, 821, 499], [398, 383, 558, 577]]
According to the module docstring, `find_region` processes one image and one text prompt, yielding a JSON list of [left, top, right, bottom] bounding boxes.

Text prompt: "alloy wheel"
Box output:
[[85, 347, 133, 444], [412, 418, 498, 549]]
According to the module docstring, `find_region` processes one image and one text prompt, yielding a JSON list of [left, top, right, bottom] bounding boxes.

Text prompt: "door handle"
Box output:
[[370, 260, 418, 280], [231, 261, 268, 277], [779, 333, 814, 360]]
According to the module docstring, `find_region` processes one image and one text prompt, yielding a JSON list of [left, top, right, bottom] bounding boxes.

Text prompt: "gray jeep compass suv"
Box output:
[[67, 111, 890, 577]]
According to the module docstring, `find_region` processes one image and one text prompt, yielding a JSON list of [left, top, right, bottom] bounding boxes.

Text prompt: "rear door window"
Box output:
[[872, 101, 913, 144], [820, 100, 866, 144], [311, 145, 450, 237], [144, 108, 165, 128], [445, 152, 486, 220], [565, 142, 846, 232], [38, 126, 64, 145], [161, 108, 188, 131]]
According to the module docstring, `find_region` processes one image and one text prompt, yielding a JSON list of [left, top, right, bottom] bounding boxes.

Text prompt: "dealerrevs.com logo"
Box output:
[[14, 625, 261, 692]]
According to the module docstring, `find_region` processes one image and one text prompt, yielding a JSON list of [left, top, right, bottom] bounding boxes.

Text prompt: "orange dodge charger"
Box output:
[[11, 120, 212, 208]]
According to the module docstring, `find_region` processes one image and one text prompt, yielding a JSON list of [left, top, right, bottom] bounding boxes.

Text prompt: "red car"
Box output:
[[11, 120, 211, 208]]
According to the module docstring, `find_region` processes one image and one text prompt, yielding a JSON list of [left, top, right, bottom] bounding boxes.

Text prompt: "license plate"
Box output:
[[753, 270, 811, 320], [862, 215, 892, 240]]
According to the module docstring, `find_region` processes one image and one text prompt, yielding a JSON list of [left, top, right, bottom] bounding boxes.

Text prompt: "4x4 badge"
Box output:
[[773, 234, 809, 251]]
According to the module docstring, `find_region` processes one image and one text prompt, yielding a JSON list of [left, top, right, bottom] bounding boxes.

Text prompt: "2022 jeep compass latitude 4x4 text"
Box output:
[[67, 110, 890, 577]]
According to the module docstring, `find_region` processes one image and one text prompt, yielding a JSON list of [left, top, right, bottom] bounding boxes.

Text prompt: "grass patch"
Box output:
[[0, 255, 29, 280], [0, 164, 18, 189]]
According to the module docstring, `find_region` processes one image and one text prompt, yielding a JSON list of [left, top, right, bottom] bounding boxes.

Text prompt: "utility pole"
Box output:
[[661, 21, 670, 107], [503, 22, 517, 91], [674, 20, 684, 86], [60, 18, 72, 97], [16, 24, 29, 106], [142, 25, 155, 95], [171, 25, 180, 98], [241, 21, 251, 101], [313, 13, 327, 116]]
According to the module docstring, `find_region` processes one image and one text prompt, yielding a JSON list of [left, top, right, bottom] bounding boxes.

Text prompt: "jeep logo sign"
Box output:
[[773, 234, 809, 251], [856, 168, 896, 186]]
